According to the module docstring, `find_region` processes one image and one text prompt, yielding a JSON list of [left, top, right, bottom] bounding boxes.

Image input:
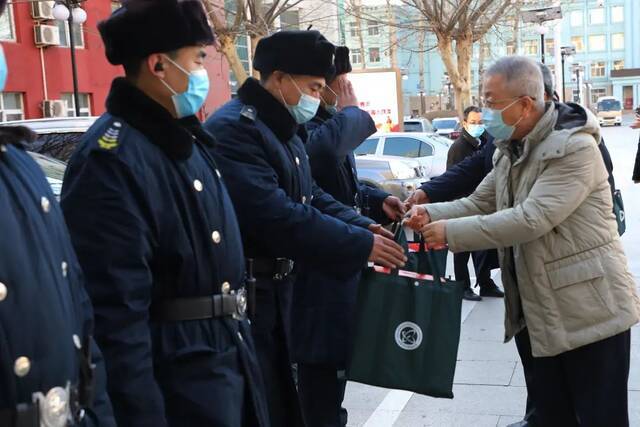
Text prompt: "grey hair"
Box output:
[[485, 56, 545, 110]]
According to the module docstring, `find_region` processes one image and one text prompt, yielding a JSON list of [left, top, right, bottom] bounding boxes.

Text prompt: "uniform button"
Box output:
[[14, 357, 31, 377], [216, 169, 222, 179], [193, 179, 203, 192], [301, 196, 307, 204], [237, 331, 244, 342], [61, 261, 68, 278], [0, 144, 6, 153], [295, 157, 300, 166], [73, 334, 82, 350], [41, 196, 51, 213], [0, 282, 7, 301], [211, 231, 222, 244], [221, 282, 231, 294]]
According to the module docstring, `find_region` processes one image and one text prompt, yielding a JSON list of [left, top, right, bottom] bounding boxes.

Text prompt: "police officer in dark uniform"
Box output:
[[205, 31, 407, 426], [60, 1, 269, 425], [0, 0, 115, 423], [293, 46, 406, 427]]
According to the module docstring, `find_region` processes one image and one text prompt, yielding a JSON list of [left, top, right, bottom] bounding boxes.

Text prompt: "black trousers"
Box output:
[[297, 364, 348, 427], [514, 328, 631, 427], [453, 250, 492, 289]]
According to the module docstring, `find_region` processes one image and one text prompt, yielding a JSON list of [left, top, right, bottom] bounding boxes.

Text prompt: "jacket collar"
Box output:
[[461, 129, 481, 149], [106, 78, 214, 160], [237, 78, 298, 142]]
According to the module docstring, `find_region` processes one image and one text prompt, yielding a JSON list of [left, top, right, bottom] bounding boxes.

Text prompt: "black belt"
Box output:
[[251, 257, 295, 280], [151, 288, 248, 322]]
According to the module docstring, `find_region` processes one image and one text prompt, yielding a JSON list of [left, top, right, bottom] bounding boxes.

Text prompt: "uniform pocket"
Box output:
[[546, 256, 615, 332]]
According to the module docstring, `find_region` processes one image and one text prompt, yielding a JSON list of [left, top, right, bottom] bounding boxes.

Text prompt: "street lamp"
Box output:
[[442, 74, 452, 110], [572, 63, 583, 104], [53, 1, 87, 117], [560, 46, 576, 102], [522, 6, 562, 65], [418, 90, 426, 116]]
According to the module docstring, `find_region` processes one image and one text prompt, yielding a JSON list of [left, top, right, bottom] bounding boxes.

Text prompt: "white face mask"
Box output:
[[279, 75, 321, 124]]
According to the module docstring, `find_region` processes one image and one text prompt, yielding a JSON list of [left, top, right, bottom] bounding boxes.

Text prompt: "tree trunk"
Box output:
[[454, 32, 473, 116], [250, 33, 263, 79], [477, 39, 485, 106], [219, 34, 248, 85], [418, 32, 426, 114]]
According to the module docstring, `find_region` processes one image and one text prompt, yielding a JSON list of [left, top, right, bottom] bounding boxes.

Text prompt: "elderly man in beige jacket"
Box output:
[[407, 56, 640, 426]]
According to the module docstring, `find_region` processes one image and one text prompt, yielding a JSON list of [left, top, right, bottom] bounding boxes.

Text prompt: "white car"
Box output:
[[355, 155, 425, 200], [432, 117, 461, 139], [354, 132, 452, 179]]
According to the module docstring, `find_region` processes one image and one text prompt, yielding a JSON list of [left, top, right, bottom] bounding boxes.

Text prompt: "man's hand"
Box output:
[[331, 75, 358, 110], [382, 196, 406, 221], [404, 189, 430, 209], [403, 205, 431, 231], [368, 224, 394, 240], [368, 234, 407, 269], [422, 220, 447, 246]]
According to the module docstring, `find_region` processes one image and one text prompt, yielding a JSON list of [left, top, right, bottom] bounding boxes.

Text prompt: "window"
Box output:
[[588, 35, 605, 52], [571, 36, 584, 53], [591, 61, 605, 78], [544, 38, 555, 54], [506, 41, 515, 55], [612, 33, 624, 50], [367, 20, 379, 36], [591, 88, 607, 105], [61, 93, 91, 117], [351, 48, 362, 64], [524, 40, 538, 56], [570, 10, 583, 27], [0, 4, 15, 41], [368, 47, 381, 63], [280, 10, 300, 30], [0, 93, 24, 121], [613, 60, 625, 70], [418, 141, 434, 157], [349, 22, 358, 37], [56, 21, 84, 48], [589, 8, 604, 25], [611, 6, 623, 23], [382, 137, 421, 158], [355, 138, 379, 156]]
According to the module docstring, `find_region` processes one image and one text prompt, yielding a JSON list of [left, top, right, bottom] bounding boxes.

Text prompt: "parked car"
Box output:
[[403, 118, 433, 133], [4, 116, 97, 161], [354, 132, 451, 179], [355, 154, 425, 200], [432, 117, 461, 139]]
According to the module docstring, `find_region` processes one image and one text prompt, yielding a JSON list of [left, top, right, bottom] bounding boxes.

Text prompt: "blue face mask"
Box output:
[[160, 57, 210, 118], [280, 75, 320, 124], [482, 98, 523, 140], [466, 124, 485, 138], [0, 45, 8, 92]]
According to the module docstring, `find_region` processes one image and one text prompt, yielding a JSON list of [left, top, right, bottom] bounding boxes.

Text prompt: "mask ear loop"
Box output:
[[323, 85, 339, 108]]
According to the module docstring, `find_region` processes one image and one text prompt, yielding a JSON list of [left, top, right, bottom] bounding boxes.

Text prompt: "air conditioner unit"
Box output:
[[34, 25, 61, 47], [42, 100, 68, 118], [31, 1, 55, 20]]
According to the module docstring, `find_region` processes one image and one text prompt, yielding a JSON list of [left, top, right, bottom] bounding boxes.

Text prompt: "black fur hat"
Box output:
[[333, 46, 352, 78], [254, 30, 336, 81], [98, 0, 215, 65]]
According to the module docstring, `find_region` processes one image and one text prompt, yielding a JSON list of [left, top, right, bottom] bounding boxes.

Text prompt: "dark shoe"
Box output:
[[506, 421, 529, 427], [463, 288, 482, 301], [478, 279, 505, 298]]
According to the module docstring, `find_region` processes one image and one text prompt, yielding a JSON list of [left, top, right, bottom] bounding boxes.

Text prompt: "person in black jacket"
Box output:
[[445, 106, 504, 301], [631, 113, 640, 182], [294, 46, 405, 427], [204, 31, 406, 427]]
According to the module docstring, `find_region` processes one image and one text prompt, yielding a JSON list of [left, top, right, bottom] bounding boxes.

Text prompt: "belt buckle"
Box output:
[[233, 287, 248, 320], [32, 383, 72, 427], [273, 258, 294, 281]]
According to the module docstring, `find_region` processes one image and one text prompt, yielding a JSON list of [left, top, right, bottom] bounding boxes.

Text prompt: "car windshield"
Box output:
[[433, 119, 457, 129], [403, 122, 422, 132], [598, 100, 621, 112]]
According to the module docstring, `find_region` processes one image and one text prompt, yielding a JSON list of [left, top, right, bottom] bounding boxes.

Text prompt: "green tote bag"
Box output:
[[347, 226, 465, 398]]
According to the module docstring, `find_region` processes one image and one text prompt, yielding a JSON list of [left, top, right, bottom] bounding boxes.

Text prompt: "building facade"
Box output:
[[0, 0, 230, 122]]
